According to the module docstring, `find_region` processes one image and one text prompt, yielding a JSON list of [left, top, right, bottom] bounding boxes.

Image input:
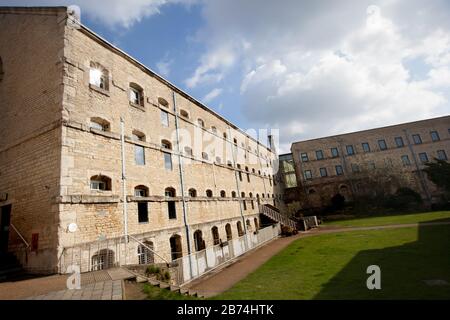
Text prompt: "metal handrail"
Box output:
[[10, 223, 30, 248], [127, 234, 171, 265]]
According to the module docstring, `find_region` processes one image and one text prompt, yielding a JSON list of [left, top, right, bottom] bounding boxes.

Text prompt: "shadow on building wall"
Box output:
[[314, 218, 450, 299]]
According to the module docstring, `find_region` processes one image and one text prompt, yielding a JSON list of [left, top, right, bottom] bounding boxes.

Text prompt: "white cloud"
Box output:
[[201, 88, 223, 104], [0, 0, 198, 28], [156, 57, 172, 77], [191, 0, 450, 152]]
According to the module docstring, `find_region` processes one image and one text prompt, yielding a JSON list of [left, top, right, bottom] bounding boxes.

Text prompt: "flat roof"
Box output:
[[291, 115, 450, 147], [0, 6, 273, 152]]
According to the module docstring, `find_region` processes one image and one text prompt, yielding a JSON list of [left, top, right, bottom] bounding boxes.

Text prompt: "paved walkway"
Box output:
[[184, 221, 450, 297], [0, 268, 134, 300], [26, 280, 123, 300]]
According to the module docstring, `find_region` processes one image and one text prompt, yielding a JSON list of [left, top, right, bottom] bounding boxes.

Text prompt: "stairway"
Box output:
[[259, 204, 297, 229], [0, 252, 26, 282]]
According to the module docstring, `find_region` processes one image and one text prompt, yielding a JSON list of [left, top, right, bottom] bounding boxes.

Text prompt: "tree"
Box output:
[[423, 159, 450, 193]]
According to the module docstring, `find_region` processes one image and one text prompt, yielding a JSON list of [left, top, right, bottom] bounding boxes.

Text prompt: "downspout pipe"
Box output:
[[172, 91, 194, 278], [120, 118, 129, 261]]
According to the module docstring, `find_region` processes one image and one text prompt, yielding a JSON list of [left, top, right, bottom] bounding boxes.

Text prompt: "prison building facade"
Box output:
[[0, 7, 278, 273], [289, 116, 450, 210]]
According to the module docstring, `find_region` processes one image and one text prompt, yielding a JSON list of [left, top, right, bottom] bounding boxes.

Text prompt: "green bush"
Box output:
[[146, 265, 160, 275], [384, 187, 422, 209]]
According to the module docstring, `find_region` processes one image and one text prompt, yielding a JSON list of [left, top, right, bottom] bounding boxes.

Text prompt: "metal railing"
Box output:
[[259, 204, 297, 229], [172, 223, 281, 286]]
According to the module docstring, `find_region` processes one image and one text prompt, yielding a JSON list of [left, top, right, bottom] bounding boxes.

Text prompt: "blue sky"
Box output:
[[2, 0, 450, 152]]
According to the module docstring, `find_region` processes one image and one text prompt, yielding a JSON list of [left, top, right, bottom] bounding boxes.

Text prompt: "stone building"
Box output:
[[289, 116, 450, 210], [0, 7, 278, 274]]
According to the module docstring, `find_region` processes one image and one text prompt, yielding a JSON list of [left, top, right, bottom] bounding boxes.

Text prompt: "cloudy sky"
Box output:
[[2, 0, 450, 152]]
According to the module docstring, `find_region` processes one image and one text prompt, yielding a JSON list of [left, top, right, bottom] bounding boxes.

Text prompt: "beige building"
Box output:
[[289, 116, 450, 210], [0, 7, 279, 274]]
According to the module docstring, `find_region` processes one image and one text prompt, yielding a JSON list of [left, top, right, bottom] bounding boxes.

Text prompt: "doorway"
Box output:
[[0, 205, 12, 253]]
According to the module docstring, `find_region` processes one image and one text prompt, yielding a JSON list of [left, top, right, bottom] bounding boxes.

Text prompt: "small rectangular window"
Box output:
[[247, 173, 251, 183], [138, 202, 149, 223], [304, 170, 312, 180], [368, 161, 376, 170], [164, 153, 172, 171], [300, 152, 309, 162], [135, 145, 145, 165], [161, 110, 169, 127], [319, 167, 327, 177], [395, 137, 404, 148], [316, 150, 324, 160], [90, 180, 106, 190], [412, 134, 422, 144], [346, 145, 355, 155], [362, 143, 370, 152], [351, 163, 360, 173], [401, 155, 411, 166], [437, 150, 447, 160], [331, 147, 339, 158], [378, 139, 387, 150], [168, 201, 176, 219], [335, 165, 344, 175], [430, 131, 440, 142], [418, 152, 428, 163], [243, 200, 247, 211]]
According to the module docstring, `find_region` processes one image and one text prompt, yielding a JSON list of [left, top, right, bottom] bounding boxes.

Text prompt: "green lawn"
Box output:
[[215, 220, 450, 299], [143, 283, 198, 300], [324, 211, 450, 228]]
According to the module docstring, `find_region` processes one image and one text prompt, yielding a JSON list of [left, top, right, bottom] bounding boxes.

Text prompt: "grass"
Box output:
[[215, 220, 450, 299], [142, 283, 199, 300], [323, 210, 450, 228]]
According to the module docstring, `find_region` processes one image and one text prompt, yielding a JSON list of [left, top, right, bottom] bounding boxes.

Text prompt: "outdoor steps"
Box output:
[[0, 252, 26, 282], [123, 267, 201, 298]]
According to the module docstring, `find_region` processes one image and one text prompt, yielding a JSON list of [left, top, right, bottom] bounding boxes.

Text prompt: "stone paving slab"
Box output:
[[25, 280, 123, 300]]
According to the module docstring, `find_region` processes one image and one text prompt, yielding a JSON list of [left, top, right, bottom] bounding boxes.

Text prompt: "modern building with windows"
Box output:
[[288, 115, 450, 210], [0, 7, 279, 274]]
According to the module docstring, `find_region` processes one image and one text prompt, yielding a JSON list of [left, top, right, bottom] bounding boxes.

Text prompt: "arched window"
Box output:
[[161, 139, 172, 150], [215, 156, 222, 164], [211, 126, 217, 134], [233, 138, 238, 145], [227, 160, 233, 167], [223, 132, 227, 139], [252, 168, 255, 174], [206, 189, 213, 198], [89, 62, 109, 91], [193, 230, 205, 251], [241, 192, 245, 198], [197, 118, 205, 128], [246, 219, 252, 231], [225, 223, 232, 241], [220, 190, 226, 198], [211, 226, 220, 245], [165, 187, 176, 197], [180, 109, 189, 118], [170, 234, 182, 261], [231, 191, 237, 198], [132, 130, 145, 142], [237, 221, 244, 237], [90, 175, 111, 191], [158, 97, 169, 108], [134, 185, 149, 197], [202, 152, 209, 160], [129, 83, 144, 106], [90, 117, 110, 132], [254, 218, 259, 231], [91, 249, 115, 271], [188, 188, 197, 197], [137, 241, 154, 264], [184, 146, 193, 156]]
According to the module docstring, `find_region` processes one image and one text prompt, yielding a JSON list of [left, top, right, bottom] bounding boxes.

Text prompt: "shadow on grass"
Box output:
[[314, 218, 450, 299]]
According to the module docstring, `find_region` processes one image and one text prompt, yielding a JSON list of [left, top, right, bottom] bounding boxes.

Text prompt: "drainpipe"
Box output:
[[229, 127, 248, 238], [172, 91, 194, 278], [403, 129, 431, 204], [120, 117, 129, 262]]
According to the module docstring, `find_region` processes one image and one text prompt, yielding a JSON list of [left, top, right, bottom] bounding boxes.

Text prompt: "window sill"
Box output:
[[129, 101, 145, 112], [89, 84, 110, 96]]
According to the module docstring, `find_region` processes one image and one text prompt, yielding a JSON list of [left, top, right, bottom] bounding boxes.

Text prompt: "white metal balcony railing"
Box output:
[[259, 204, 297, 229]]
